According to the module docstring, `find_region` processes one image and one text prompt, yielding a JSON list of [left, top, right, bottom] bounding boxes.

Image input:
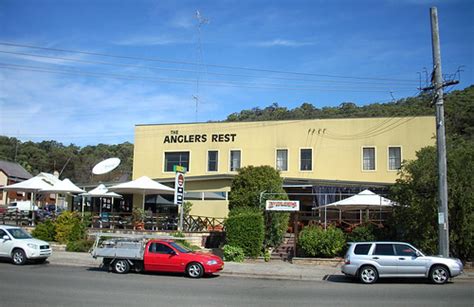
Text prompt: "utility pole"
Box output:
[[430, 7, 449, 257]]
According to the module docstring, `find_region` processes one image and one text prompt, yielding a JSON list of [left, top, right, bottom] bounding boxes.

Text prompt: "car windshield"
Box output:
[[170, 241, 191, 253], [7, 228, 33, 239]]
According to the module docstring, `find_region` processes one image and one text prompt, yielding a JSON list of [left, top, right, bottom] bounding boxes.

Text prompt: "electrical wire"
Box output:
[[0, 49, 416, 87], [0, 63, 415, 92], [0, 41, 419, 83]]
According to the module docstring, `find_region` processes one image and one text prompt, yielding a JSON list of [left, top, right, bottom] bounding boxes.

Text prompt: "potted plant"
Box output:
[[132, 207, 146, 230]]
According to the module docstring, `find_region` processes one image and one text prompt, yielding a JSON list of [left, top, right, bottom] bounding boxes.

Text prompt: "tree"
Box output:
[[228, 165, 290, 248], [389, 139, 474, 260]]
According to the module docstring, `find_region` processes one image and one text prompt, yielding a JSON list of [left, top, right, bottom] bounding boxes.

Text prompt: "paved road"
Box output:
[[0, 262, 472, 307]]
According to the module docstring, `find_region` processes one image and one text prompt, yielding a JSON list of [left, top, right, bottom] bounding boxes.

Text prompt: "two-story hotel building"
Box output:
[[133, 116, 435, 219]]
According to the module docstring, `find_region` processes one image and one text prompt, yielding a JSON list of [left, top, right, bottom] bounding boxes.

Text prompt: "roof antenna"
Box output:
[[194, 10, 209, 122]]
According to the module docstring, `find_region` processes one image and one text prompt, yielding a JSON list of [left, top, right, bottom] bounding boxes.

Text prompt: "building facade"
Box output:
[[133, 116, 435, 219], [0, 160, 33, 206]]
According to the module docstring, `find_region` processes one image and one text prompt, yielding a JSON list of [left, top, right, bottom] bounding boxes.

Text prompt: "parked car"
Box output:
[[91, 234, 224, 278], [0, 225, 52, 265], [0, 206, 6, 214], [342, 241, 463, 284], [7, 201, 38, 213]]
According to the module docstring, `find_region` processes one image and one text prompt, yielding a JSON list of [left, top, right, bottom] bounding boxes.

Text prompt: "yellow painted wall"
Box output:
[[133, 117, 435, 218], [133, 117, 435, 184]]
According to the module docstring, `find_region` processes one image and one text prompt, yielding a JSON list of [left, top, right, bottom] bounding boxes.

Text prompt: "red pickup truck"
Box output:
[[91, 234, 224, 278]]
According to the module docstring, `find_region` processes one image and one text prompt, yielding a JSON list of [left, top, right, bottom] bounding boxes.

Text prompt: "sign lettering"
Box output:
[[265, 200, 300, 211], [164, 133, 237, 144]]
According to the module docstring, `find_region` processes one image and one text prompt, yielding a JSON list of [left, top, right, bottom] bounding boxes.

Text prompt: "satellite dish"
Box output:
[[92, 158, 121, 175]]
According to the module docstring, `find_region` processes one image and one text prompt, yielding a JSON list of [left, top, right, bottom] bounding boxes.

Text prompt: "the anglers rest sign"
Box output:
[[265, 200, 300, 211]]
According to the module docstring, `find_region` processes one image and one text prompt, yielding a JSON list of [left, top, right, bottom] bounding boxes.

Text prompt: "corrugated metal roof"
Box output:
[[0, 160, 32, 180]]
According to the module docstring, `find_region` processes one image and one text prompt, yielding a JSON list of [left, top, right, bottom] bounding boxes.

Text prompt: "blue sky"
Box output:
[[0, 0, 472, 146]]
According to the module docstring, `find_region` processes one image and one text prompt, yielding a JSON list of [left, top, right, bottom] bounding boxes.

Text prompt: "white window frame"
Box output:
[[229, 149, 242, 172], [299, 147, 313, 172], [207, 150, 219, 173], [387, 146, 402, 171], [275, 148, 289, 172], [361, 146, 376, 172], [163, 150, 191, 173]]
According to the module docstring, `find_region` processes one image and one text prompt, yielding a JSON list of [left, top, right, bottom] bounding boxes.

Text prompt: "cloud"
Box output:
[[0, 69, 201, 145], [113, 35, 191, 46], [252, 39, 315, 48]]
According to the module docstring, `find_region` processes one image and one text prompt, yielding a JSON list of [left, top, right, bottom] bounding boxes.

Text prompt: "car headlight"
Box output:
[[207, 260, 218, 265], [27, 243, 38, 249]]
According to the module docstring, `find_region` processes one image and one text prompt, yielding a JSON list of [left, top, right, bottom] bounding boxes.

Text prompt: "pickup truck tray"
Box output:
[[90, 232, 178, 260]]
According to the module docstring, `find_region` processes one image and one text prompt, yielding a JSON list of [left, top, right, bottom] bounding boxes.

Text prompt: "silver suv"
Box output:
[[342, 242, 463, 284]]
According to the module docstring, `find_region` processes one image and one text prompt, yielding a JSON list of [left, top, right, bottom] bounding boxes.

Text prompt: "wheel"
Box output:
[[12, 249, 27, 265], [186, 262, 204, 278], [359, 265, 378, 284], [430, 265, 449, 284], [113, 259, 130, 274]]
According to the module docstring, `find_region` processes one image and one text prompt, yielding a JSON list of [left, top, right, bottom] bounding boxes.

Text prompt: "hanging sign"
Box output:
[[265, 200, 300, 211]]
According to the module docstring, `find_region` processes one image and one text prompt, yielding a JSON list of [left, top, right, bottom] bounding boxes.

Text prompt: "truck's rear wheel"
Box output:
[[113, 259, 130, 274]]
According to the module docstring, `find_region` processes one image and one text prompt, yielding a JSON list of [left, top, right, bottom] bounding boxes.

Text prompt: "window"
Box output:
[[164, 152, 189, 172], [374, 244, 395, 256], [394, 244, 417, 257], [300, 148, 312, 171], [362, 147, 376, 171], [149, 243, 174, 254], [388, 147, 401, 170], [276, 149, 288, 171], [208, 150, 218, 172], [354, 244, 372, 255], [230, 150, 241, 171]]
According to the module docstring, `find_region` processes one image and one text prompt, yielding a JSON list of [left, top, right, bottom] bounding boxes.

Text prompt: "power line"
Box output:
[[0, 62, 414, 92], [0, 49, 416, 87], [0, 41, 419, 83]]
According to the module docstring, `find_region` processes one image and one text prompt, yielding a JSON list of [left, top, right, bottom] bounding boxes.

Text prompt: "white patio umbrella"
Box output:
[[80, 184, 122, 217], [108, 176, 174, 210], [40, 178, 85, 213], [2, 173, 59, 226], [314, 190, 396, 228]]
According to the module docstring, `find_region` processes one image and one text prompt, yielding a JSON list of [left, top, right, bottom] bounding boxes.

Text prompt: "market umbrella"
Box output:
[[108, 176, 174, 210], [80, 184, 122, 217], [41, 178, 85, 194], [40, 178, 85, 213], [314, 190, 396, 227], [2, 173, 60, 225]]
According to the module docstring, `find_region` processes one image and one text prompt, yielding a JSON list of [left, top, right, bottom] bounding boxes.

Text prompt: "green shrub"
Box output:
[[32, 220, 56, 242], [265, 212, 290, 248], [264, 249, 271, 262], [298, 226, 346, 257], [223, 245, 245, 262], [225, 207, 264, 258], [54, 211, 86, 244], [66, 239, 94, 252], [346, 224, 376, 242]]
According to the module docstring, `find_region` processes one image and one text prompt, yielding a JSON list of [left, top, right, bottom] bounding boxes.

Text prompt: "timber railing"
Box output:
[[183, 215, 225, 232]]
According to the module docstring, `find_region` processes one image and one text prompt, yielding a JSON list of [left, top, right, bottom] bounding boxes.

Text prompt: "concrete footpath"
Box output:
[[47, 251, 474, 281]]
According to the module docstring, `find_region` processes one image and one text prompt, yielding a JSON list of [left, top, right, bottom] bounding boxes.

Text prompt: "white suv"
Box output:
[[0, 225, 52, 265], [342, 242, 463, 284]]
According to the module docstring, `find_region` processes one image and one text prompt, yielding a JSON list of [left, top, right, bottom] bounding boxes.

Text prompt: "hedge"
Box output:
[[225, 207, 264, 258]]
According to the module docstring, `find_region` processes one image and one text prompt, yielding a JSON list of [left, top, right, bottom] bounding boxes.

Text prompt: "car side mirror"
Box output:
[[170, 250, 177, 256], [415, 251, 422, 257], [2, 235, 10, 241]]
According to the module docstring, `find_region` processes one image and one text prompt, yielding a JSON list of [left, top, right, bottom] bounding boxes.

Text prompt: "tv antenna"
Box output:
[[194, 10, 209, 122]]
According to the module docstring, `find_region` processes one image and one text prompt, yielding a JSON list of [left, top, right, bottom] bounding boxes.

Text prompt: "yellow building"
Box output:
[[133, 116, 435, 219]]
